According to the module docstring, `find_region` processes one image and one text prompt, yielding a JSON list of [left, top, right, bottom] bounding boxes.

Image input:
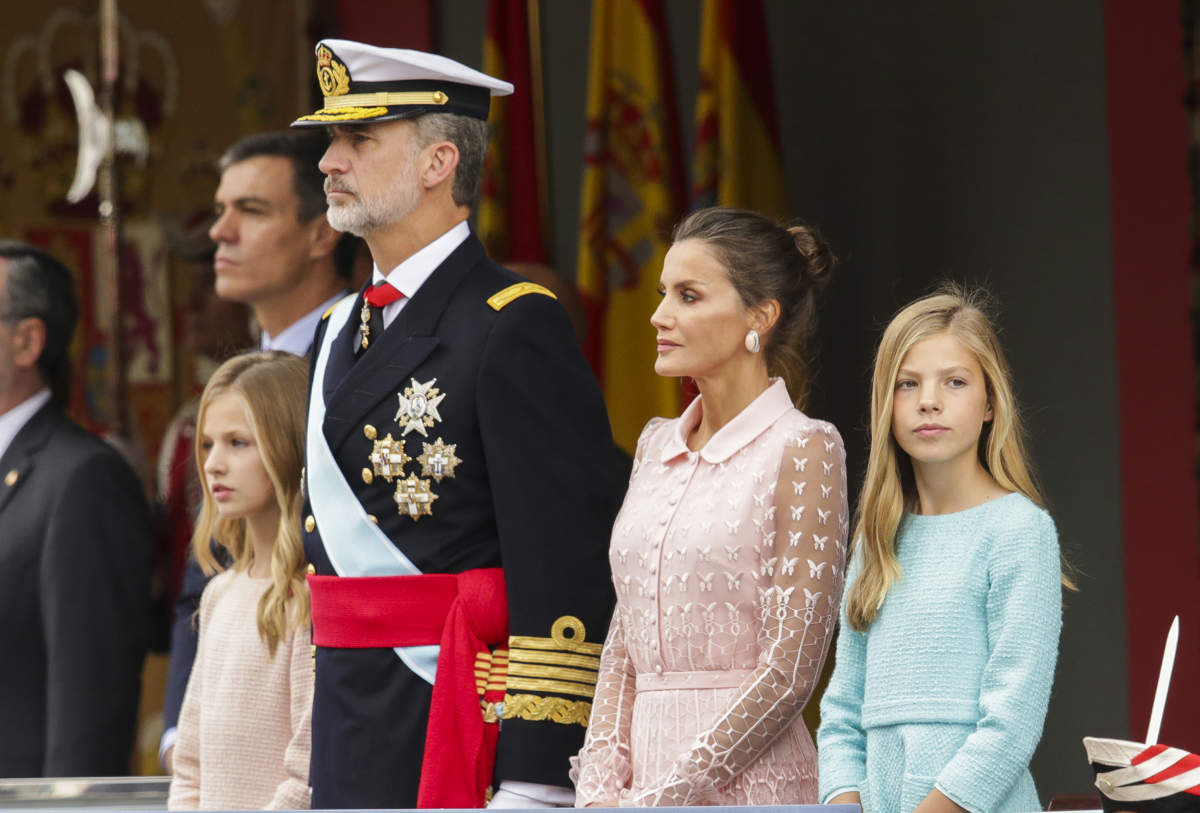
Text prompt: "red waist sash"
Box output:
[[308, 568, 509, 809]]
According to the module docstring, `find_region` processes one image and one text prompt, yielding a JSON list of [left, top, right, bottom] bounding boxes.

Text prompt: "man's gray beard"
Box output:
[[325, 186, 419, 237], [325, 201, 374, 237]]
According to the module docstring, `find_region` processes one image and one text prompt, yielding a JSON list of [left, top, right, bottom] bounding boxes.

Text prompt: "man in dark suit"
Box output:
[[291, 40, 622, 808], [0, 241, 151, 777]]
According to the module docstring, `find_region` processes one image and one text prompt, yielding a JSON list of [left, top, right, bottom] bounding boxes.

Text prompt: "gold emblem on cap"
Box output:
[[316, 45, 350, 97], [394, 474, 438, 521], [418, 437, 461, 482], [395, 378, 446, 437], [4, 469, 18, 487], [369, 433, 411, 481]]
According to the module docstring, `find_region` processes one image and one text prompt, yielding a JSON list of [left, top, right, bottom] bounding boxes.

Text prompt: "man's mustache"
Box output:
[[324, 177, 356, 195]]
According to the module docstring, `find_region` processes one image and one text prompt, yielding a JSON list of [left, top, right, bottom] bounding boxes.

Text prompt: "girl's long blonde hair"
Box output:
[[848, 284, 1074, 632], [191, 351, 311, 655]]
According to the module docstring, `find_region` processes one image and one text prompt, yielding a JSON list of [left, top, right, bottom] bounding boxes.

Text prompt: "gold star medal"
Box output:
[[418, 437, 461, 482], [394, 474, 438, 521], [394, 377, 446, 437], [369, 433, 411, 482]]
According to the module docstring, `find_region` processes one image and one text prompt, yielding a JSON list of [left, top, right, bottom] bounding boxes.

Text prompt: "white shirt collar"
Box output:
[[372, 220, 471, 297], [0, 388, 52, 462], [260, 293, 346, 356]]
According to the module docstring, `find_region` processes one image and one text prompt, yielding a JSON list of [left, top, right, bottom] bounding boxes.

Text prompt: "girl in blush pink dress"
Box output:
[[572, 207, 849, 806]]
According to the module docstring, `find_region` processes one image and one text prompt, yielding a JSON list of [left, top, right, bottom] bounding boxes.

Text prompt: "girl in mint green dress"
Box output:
[[817, 286, 1071, 813]]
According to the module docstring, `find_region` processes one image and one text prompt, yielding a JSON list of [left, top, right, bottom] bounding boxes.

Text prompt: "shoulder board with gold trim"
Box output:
[[487, 282, 557, 311], [323, 293, 357, 320]]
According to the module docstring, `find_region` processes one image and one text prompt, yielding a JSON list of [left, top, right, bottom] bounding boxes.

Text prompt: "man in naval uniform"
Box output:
[[291, 40, 621, 809]]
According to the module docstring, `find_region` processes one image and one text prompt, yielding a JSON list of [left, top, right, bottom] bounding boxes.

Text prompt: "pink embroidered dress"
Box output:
[[573, 379, 848, 806]]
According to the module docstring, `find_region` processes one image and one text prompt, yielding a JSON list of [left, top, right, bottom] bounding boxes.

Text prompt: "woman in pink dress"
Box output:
[[573, 207, 849, 806]]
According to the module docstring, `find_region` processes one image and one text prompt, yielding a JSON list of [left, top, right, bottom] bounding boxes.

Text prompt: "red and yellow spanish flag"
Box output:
[[576, 0, 686, 452], [478, 0, 547, 263], [692, 0, 786, 216]]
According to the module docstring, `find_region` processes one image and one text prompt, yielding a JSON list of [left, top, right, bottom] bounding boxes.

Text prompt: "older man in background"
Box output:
[[0, 241, 151, 777]]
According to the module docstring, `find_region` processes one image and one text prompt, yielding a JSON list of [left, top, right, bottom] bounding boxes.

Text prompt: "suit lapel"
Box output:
[[323, 287, 366, 401], [0, 404, 60, 516], [322, 235, 485, 452]]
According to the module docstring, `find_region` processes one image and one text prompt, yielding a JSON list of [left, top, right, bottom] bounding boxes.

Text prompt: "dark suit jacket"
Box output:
[[304, 234, 622, 808], [0, 402, 152, 777]]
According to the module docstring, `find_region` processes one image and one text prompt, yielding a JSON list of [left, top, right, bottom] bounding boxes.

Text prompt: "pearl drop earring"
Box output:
[[745, 329, 760, 353]]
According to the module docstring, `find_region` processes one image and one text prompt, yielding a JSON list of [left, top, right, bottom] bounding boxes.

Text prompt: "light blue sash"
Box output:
[[306, 295, 438, 684]]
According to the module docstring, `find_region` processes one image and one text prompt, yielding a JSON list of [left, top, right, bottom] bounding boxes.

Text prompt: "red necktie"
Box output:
[[364, 281, 405, 307], [358, 282, 405, 352]]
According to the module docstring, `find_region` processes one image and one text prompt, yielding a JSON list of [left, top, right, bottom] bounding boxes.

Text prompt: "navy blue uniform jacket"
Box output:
[[304, 234, 621, 808]]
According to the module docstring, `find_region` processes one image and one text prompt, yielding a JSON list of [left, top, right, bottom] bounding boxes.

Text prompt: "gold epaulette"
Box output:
[[487, 282, 557, 311], [323, 293, 356, 320]]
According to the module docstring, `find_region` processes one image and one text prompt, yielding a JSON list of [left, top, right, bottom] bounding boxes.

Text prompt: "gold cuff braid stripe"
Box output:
[[507, 662, 597, 685], [507, 635, 602, 656], [504, 676, 595, 699], [507, 647, 600, 671], [474, 649, 509, 695], [500, 693, 591, 726]]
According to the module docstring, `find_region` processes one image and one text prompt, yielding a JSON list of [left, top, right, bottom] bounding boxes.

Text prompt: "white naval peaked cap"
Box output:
[[293, 38, 513, 127]]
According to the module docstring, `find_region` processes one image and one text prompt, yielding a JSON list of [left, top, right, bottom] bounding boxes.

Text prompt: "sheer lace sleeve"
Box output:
[[624, 426, 848, 806], [571, 607, 636, 805]]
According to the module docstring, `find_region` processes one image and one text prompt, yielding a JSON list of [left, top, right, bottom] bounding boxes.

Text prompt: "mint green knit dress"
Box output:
[[816, 493, 1061, 813]]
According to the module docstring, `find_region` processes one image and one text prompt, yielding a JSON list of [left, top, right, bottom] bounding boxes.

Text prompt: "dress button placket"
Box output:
[[650, 454, 700, 676]]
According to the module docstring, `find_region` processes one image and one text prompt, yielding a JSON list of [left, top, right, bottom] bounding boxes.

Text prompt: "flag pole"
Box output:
[[98, 0, 129, 437], [526, 0, 551, 259]]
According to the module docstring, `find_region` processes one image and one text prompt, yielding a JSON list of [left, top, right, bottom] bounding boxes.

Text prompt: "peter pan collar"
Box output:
[[659, 378, 794, 464]]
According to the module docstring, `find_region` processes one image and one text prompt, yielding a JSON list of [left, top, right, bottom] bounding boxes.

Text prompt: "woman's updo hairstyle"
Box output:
[[672, 206, 835, 407]]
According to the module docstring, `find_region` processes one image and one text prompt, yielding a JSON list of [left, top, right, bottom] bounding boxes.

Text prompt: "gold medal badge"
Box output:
[[358, 300, 372, 349], [369, 433, 411, 482], [418, 438, 461, 482], [394, 474, 438, 521]]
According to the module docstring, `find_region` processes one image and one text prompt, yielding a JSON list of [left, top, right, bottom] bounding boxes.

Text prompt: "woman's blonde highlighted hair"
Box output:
[[191, 351, 311, 655], [848, 284, 1074, 632]]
